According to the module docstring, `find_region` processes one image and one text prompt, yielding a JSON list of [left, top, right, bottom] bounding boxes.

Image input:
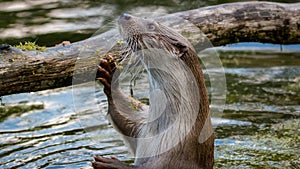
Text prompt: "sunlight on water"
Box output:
[[1, 49, 299, 168], [0, 0, 300, 168]]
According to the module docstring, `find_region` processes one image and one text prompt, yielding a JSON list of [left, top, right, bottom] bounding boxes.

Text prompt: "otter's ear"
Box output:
[[168, 37, 188, 58]]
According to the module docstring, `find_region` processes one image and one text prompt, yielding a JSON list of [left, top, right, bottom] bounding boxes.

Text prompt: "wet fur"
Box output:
[[94, 15, 214, 169]]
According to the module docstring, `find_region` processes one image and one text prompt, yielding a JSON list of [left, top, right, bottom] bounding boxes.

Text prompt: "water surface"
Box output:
[[0, 0, 300, 168], [1, 49, 299, 168]]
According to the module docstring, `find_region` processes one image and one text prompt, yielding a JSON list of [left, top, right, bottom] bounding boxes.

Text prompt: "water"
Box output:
[[1, 50, 299, 168], [1, 0, 300, 168], [0, 0, 299, 45]]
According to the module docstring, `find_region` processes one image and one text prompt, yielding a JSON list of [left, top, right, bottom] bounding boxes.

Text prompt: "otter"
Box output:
[[93, 14, 214, 169]]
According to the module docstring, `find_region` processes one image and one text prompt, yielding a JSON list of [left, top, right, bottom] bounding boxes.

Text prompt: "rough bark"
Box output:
[[0, 1, 299, 96]]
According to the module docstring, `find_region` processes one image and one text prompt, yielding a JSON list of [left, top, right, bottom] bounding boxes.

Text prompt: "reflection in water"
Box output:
[[0, 0, 300, 168], [0, 0, 174, 41], [2, 0, 297, 46], [1, 50, 299, 168]]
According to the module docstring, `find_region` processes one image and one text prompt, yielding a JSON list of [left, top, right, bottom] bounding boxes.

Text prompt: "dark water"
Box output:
[[0, 0, 299, 46], [1, 0, 300, 169]]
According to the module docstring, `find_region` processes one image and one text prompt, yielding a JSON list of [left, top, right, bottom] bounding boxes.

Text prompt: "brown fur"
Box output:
[[94, 14, 214, 169]]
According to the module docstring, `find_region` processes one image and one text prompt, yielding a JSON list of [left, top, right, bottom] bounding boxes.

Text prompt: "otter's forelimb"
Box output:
[[96, 56, 148, 151]]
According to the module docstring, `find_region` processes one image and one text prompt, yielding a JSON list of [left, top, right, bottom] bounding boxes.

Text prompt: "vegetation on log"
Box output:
[[0, 1, 299, 96]]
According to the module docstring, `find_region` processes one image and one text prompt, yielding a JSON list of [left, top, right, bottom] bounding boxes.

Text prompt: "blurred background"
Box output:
[[0, 0, 298, 46], [0, 0, 299, 168]]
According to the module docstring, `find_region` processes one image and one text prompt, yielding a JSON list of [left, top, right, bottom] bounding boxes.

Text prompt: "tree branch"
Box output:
[[0, 1, 299, 96]]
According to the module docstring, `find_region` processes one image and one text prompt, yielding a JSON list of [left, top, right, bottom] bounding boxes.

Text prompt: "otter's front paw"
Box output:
[[92, 156, 131, 169], [96, 55, 116, 96]]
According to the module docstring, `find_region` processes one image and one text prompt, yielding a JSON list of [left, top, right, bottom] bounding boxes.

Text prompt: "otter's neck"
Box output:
[[142, 48, 211, 137], [179, 49, 214, 168], [136, 49, 213, 164]]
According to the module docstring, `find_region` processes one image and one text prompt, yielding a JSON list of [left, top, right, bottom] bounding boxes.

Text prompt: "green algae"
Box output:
[[15, 41, 46, 52], [215, 119, 300, 168]]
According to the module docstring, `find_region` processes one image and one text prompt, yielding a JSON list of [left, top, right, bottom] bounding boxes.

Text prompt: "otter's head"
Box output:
[[118, 14, 194, 58]]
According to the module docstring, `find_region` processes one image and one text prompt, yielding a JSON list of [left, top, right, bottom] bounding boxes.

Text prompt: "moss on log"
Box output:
[[0, 1, 300, 96]]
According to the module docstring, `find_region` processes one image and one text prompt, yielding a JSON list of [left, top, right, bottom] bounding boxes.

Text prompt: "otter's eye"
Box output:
[[147, 23, 155, 31]]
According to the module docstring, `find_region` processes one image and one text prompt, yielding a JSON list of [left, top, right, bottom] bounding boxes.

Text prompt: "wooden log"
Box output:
[[0, 1, 299, 96]]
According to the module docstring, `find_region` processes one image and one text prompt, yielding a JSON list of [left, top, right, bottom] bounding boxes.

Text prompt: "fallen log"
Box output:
[[0, 1, 299, 96]]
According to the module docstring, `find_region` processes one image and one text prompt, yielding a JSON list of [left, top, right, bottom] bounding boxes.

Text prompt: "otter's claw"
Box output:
[[92, 156, 131, 169], [96, 55, 117, 96]]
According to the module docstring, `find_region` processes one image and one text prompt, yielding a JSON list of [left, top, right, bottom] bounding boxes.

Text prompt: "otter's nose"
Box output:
[[120, 13, 131, 20]]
